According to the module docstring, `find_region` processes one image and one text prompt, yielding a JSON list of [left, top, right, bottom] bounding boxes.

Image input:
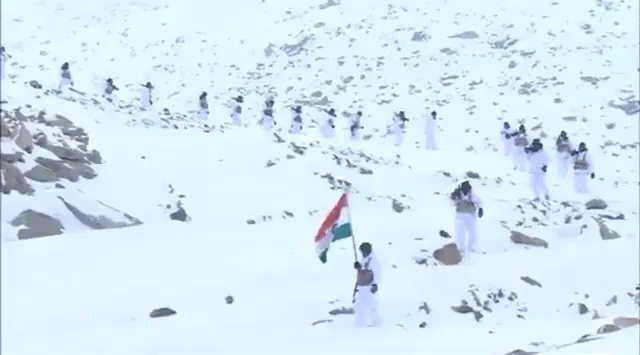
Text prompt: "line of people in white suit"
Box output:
[[500, 122, 595, 198], [450, 122, 596, 258], [18, 62, 597, 199], [6, 59, 440, 148]]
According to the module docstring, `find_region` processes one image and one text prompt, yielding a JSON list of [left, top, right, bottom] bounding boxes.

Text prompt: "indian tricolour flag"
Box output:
[[315, 192, 354, 263]]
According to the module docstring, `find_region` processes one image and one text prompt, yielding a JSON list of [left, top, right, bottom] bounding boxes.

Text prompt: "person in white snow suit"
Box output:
[[525, 138, 550, 200], [570, 142, 595, 193], [0, 46, 11, 80], [353, 242, 382, 327], [230, 95, 243, 126], [289, 105, 303, 134], [509, 124, 529, 170], [58, 62, 74, 91], [349, 111, 363, 140], [425, 110, 437, 149], [555, 130, 572, 178], [321, 108, 336, 138], [140, 82, 154, 109], [392, 111, 409, 146], [198, 92, 209, 120], [450, 181, 483, 253], [103, 78, 119, 101], [500, 122, 517, 157], [262, 97, 275, 130]]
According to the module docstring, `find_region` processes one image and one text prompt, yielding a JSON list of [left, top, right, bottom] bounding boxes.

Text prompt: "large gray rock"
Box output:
[[58, 196, 142, 229], [34, 157, 96, 181], [85, 149, 103, 164], [1, 121, 12, 137], [14, 125, 34, 153], [44, 144, 85, 162], [0, 151, 25, 163], [24, 164, 59, 182], [10, 209, 64, 239], [1, 161, 35, 194]]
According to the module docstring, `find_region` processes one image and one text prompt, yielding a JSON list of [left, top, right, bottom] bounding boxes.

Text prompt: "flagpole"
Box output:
[[345, 185, 360, 304], [344, 185, 358, 261]]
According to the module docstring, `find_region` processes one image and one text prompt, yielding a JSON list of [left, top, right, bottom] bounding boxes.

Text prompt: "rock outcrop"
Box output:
[[1, 108, 141, 240]]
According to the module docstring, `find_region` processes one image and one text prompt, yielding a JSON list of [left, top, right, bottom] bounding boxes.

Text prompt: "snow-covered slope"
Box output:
[[1, 0, 638, 353]]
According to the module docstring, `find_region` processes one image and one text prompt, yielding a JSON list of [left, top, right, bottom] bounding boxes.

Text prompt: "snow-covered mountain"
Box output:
[[1, 0, 638, 353]]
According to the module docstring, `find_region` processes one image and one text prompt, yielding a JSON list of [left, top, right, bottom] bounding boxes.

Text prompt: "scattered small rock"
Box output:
[[358, 167, 373, 175], [28, 80, 43, 89], [592, 217, 621, 240], [520, 276, 543, 287], [433, 243, 462, 265], [569, 302, 590, 315], [597, 323, 620, 334], [329, 307, 354, 315], [311, 319, 334, 326], [391, 199, 406, 213], [451, 303, 474, 314], [449, 31, 479, 40], [170, 207, 189, 222], [465, 171, 480, 179], [149, 307, 177, 318], [225, 295, 234, 304], [510, 231, 549, 248], [505, 349, 538, 355], [585, 198, 608, 210]]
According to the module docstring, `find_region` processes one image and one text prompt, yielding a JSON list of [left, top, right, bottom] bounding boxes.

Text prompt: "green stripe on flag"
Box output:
[[332, 223, 353, 242]]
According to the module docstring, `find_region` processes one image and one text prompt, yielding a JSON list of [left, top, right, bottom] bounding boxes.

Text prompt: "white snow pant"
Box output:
[[289, 121, 302, 134], [573, 171, 589, 193], [425, 130, 436, 149], [58, 78, 72, 91], [394, 130, 404, 146], [354, 286, 381, 327], [513, 147, 527, 170], [350, 128, 360, 140], [556, 152, 570, 178], [502, 139, 513, 157], [321, 124, 334, 139], [262, 115, 274, 130], [529, 171, 549, 199], [198, 108, 209, 120], [455, 212, 478, 252], [231, 112, 242, 126]]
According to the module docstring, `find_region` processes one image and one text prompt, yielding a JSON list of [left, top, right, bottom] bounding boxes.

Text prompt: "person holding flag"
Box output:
[[314, 188, 382, 327]]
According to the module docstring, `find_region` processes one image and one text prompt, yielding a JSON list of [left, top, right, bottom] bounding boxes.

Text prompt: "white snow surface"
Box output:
[[1, 0, 639, 353]]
